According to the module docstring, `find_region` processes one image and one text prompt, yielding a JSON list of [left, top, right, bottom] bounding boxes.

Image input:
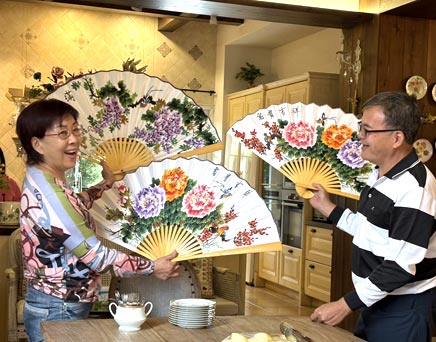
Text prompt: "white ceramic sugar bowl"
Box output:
[[109, 301, 153, 331]]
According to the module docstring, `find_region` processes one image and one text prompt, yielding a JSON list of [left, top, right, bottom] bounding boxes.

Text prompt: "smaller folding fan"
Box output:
[[46, 70, 222, 180], [90, 157, 281, 261], [228, 102, 373, 200]]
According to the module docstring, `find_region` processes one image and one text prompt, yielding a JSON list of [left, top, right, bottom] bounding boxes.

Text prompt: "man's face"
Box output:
[[358, 105, 396, 166]]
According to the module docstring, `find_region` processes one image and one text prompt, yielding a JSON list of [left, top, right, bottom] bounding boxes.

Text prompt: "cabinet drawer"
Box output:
[[304, 260, 331, 302], [305, 226, 333, 266]]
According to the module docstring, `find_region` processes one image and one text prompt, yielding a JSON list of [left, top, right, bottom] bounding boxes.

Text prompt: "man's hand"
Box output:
[[309, 183, 336, 218], [310, 297, 352, 326], [153, 250, 180, 280]]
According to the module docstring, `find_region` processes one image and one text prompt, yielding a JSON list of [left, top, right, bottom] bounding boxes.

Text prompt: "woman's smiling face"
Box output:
[[32, 114, 81, 180]]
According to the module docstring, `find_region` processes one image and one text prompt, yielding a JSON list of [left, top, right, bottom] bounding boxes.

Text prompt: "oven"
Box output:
[[261, 162, 304, 248], [262, 163, 283, 188], [262, 188, 282, 237], [280, 189, 304, 248]]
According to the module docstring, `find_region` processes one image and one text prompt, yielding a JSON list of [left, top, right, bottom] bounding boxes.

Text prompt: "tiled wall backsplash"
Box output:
[[0, 1, 218, 188]]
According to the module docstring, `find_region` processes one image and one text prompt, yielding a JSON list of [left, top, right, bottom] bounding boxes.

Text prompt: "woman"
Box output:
[[16, 99, 180, 342]]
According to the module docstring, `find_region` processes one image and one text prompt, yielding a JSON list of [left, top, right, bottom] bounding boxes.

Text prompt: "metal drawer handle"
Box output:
[[309, 264, 315, 269], [310, 228, 317, 233], [287, 249, 294, 254]]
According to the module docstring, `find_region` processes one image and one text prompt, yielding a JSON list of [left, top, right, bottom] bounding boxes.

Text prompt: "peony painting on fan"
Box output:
[[46, 70, 223, 180], [229, 102, 374, 200], [90, 157, 281, 261]]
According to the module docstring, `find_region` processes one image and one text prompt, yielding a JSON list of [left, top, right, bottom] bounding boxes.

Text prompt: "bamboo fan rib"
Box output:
[[135, 225, 203, 261], [280, 158, 341, 199], [84, 138, 154, 180]]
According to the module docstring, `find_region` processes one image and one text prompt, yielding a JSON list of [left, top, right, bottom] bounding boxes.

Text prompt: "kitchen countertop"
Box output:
[[305, 220, 335, 230]]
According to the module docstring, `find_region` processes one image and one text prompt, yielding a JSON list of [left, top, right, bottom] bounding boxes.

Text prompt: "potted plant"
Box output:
[[235, 62, 264, 88]]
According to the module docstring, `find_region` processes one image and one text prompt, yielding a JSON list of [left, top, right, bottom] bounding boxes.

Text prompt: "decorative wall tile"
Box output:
[[74, 33, 89, 49], [21, 28, 36, 45], [188, 78, 202, 90], [189, 45, 203, 60], [22, 65, 35, 79], [157, 42, 172, 57], [125, 39, 140, 55], [0, 1, 216, 188]]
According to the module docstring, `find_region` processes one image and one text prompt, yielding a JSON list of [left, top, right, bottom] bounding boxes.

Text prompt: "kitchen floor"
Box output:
[[244, 285, 314, 317]]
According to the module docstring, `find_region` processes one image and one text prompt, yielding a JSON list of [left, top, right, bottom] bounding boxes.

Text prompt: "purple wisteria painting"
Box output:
[[46, 70, 222, 175]]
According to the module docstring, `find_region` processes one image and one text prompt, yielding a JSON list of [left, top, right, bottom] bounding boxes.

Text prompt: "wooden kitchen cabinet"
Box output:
[[278, 245, 302, 291], [304, 225, 333, 302], [226, 87, 264, 129], [258, 245, 302, 292], [258, 250, 279, 283], [251, 72, 338, 297], [225, 87, 264, 189], [264, 72, 339, 108]]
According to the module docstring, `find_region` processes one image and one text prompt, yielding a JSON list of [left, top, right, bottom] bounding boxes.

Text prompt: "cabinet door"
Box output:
[[285, 81, 308, 104], [278, 245, 301, 291], [265, 87, 286, 106], [258, 250, 279, 283], [226, 92, 263, 187], [245, 92, 264, 115], [304, 261, 331, 302], [305, 226, 333, 266], [228, 96, 247, 128]]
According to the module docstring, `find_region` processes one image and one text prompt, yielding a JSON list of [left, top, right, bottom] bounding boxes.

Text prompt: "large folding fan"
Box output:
[[90, 157, 281, 261], [229, 102, 374, 200], [46, 70, 222, 179]]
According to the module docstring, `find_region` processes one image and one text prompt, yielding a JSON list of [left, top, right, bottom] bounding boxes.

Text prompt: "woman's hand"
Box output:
[[101, 161, 115, 190], [153, 250, 180, 280]]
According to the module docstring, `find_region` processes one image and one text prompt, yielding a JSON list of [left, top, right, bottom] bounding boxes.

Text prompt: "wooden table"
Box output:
[[41, 315, 365, 341]]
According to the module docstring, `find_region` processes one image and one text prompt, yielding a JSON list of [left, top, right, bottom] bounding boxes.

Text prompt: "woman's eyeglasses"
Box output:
[[44, 126, 83, 140], [357, 121, 401, 138]]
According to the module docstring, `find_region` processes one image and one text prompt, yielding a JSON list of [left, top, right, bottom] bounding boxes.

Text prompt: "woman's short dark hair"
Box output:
[[16, 99, 79, 165], [361, 92, 422, 145]]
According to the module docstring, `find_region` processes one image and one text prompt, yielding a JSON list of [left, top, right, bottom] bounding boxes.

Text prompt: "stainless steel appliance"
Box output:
[[262, 163, 283, 188], [282, 175, 295, 189], [262, 162, 304, 248], [263, 188, 282, 236], [280, 188, 304, 248]]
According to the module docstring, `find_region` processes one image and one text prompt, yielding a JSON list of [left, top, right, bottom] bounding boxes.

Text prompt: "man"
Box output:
[[309, 92, 436, 342]]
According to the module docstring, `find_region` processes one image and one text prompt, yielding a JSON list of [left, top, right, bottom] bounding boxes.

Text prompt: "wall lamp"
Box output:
[[336, 39, 362, 85]]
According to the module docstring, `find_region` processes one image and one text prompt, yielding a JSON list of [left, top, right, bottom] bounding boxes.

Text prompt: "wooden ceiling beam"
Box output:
[[35, 0, 373, 28]]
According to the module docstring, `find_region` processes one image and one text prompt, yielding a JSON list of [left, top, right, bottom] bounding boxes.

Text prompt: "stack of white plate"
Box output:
[[168, 298, 216, 329]]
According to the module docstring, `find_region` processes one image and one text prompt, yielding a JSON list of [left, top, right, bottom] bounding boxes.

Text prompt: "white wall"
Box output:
[[271, 28, 342, 79]]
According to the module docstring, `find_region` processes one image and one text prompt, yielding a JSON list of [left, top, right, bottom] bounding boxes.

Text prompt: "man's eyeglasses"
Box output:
[[44, 126, 83, 140], [357, 121, 401, 138]]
